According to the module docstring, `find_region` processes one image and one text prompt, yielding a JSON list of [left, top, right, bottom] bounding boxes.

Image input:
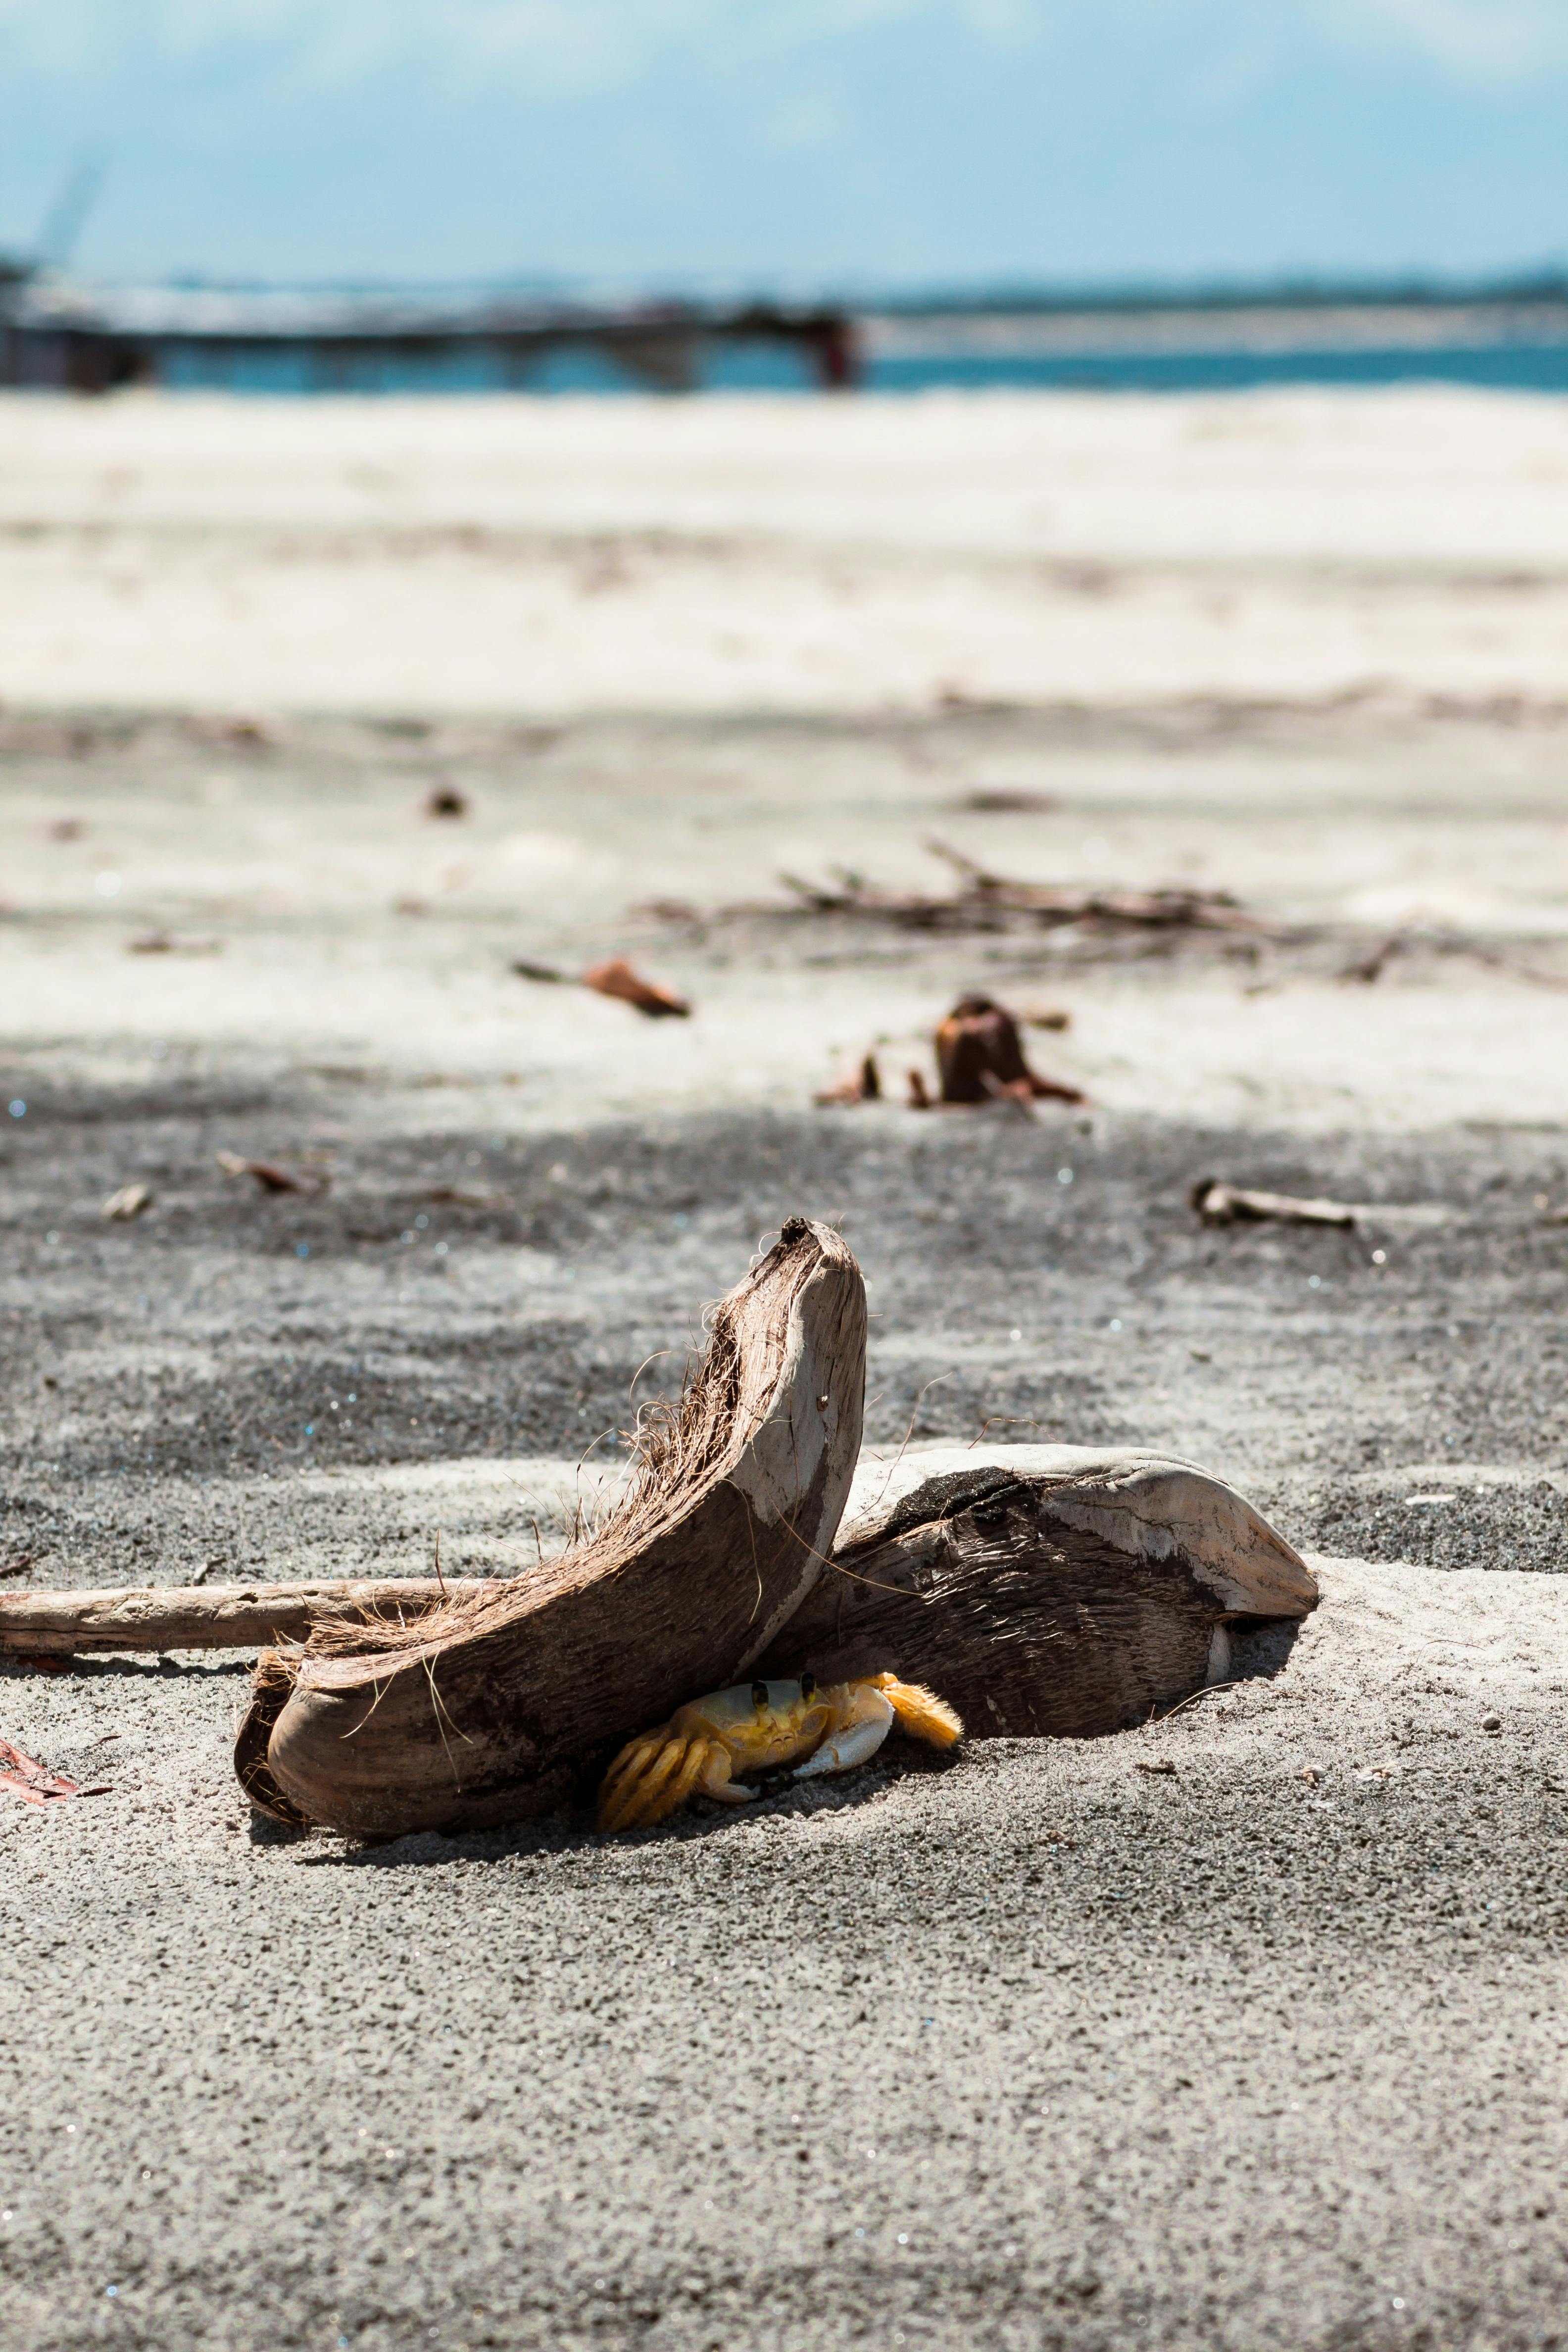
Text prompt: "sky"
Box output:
[[1, 0, 1567, 291]]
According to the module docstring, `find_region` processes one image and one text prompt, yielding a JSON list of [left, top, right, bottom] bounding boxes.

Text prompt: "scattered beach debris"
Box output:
[[934, 994, 1086, 1107], [1191, 1179, 1358, 1229], [1340, 927, 1568, 992], [958, 788, 1057, 814], [1136, 1757, 1179, 1776], [511, 956, 691, 1018], [0, 1737, 109, 1806], [815, 1052, 882, 1107], [46, 817, 86, 841], [126, 931, 221, 956], [234, 1218, 863, 1835], [767, 840, 1266, 938], [424, 786, 469, 819], [1020, 1005, 1072, 1030], [0, 1555, 35, 1583], [216, 1151, 328, 1197], [193, 714, 275, 750], [423, 1183, 502, 1209], [102, 1182, 152, 1221]]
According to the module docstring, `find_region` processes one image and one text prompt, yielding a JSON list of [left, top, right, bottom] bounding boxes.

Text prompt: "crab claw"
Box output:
[[867, 1673, 964, 1749]]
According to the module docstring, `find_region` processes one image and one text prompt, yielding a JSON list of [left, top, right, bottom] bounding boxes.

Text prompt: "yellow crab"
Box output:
[[596, 1671, 963, 1832]]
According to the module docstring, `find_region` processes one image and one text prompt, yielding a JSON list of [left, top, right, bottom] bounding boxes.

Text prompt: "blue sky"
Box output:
[[1, 0, 1567, 289]]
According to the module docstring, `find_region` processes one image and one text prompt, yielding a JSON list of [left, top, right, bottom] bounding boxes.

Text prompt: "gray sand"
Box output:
[[5, 456, 1568, 2348]]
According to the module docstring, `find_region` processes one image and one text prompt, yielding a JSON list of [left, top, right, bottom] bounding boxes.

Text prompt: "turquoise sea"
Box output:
[[155, 328, 1568, 398]]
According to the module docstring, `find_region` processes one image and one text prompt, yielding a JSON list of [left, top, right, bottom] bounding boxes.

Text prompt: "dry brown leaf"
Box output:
[[581, 958, 690, 1019], [215, 1151, 328, 1197], [0, 1737, 104, 1807]]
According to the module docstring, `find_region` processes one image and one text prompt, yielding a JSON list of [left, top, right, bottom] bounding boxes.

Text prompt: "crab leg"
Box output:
[[599, 1735, 689, 1831], [696, 1744, 756, 1806]]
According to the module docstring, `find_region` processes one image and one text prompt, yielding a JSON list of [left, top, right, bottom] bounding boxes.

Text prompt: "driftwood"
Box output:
[[0, 1579, 459, 1658], [1191, 1179, 1358, 1229], [771, 842, 1265, 938], [754, 1445, 1317, 1739], [235, 1217, 866, 1836]]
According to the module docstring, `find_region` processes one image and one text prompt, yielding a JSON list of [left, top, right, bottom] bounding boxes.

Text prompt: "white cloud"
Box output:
[[3, 0, 1568, 91], [1317, 0, 1568, 78]]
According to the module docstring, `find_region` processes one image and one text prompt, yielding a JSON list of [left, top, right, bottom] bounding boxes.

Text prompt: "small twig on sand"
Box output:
[[1341, 926, 1568, 992], [1191, 1179, 1358, 1230]]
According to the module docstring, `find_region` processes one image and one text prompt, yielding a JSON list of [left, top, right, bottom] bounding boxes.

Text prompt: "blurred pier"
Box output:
[[0, 273, 859, 394]]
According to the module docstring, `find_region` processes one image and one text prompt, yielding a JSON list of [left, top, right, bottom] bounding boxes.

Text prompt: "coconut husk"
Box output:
[[755, 1445, 1317, 1738], [236, 1217, 866, 1836], [934, 996, 1085, 1107]]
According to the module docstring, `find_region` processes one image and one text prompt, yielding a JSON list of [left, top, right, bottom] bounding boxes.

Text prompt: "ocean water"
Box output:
[[152, 329, 1568, 398]]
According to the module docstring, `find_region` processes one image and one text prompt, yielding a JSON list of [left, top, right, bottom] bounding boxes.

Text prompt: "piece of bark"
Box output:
[[0, 1580, 458, 1658], [237, 1217, 866, 1836], [581, 958, 690, 1019], [103, 1182, 152, 1221], [1191, 1179, 1357, 1229], [216, 1151, 328, 1196], [935, 996, 1085, 1107], [755, 1444, 1317, 1740]]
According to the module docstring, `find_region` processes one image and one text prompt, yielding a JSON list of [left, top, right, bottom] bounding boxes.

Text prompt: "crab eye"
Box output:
[[800, 1673, 817, 1703], [751, 1680, 769, 1710]]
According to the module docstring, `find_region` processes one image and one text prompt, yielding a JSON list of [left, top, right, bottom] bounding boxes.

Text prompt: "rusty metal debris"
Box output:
[[1191, 1179, 1357, 1229], [216, 1151, 329, 1196], [103, 1182, 152, 1221], [0, 1737, 110, 1806]]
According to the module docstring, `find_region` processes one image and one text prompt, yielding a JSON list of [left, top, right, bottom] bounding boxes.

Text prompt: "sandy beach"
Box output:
[[2, 388, 1567, 2352]]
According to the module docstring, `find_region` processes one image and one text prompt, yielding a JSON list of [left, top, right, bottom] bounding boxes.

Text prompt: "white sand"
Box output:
[[5, 386, 1568, 713]]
